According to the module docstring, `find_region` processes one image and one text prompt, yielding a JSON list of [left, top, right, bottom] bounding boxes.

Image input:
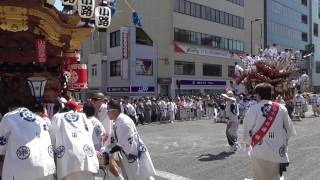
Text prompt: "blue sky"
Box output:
[[54, 1, 63, 11]]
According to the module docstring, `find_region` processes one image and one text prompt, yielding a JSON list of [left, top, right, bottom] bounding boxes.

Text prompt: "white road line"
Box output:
[[156, 169, 193, 180]]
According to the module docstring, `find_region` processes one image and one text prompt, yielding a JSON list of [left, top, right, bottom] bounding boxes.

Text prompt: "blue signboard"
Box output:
[[131, 86, 155, 93], [179, 80, 226, 86]]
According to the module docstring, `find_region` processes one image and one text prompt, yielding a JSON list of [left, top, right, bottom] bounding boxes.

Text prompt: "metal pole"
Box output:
[[250, 20, 253, 55]]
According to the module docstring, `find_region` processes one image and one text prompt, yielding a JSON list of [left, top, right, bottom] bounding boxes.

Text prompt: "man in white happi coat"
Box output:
[[167, 98, 177, 123], [158, 97, 168, 122], [299, 71, 310, 92], [243, 83, 296, 180], [0, 106, 56, 180], [107, 100, 156, 180], [91, 93, 124, 179], [234, 62, 244, 77], [50, 104, 99, 180], [293, 91, 306, 120], [310, 94, 319, 117], [222, 91, 239, 152]]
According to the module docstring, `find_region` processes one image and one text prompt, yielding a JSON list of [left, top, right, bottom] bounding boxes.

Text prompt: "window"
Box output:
[[301, 14, 308, 24], [301, 32, 308, 42], [136, 28, 153, 46], [174, 28, 244, 52], [91, 64, 97, 77], [203, 64, 222, 76], [110, 60, 121, 77], [201, 5, 206, 19], [185, 1, 191, 15], [226, 0, 244, 6], [110, 30, 120, 48], [228, 66, 235, 77], [301, 0, 307, 6], [316, 62, 320, 73], [314, 23, 319, 37], [174, 0, 244, 29], [205, 7, 211, 21], [136, 59, 153, 76], [174, 61, 195, 75], [174, 0, 180, 12]]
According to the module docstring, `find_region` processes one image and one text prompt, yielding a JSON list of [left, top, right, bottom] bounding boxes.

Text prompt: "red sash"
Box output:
[[251, 102, 280, 147]]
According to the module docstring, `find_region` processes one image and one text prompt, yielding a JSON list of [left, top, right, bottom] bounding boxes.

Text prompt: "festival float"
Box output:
[[0, 0, 113, 115], [234, 47, 310, 100]]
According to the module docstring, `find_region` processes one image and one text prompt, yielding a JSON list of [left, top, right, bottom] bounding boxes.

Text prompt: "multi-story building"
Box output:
[[265, 0, 310, 71], [81, 0, 263, 97], [311, 0, 320, 92]]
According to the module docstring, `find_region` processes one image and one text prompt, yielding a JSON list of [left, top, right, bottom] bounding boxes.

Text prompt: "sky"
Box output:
[[54, 1, 63, 11]]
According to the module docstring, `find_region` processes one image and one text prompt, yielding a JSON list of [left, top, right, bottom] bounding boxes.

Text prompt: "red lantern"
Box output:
[[69, 64, 88, 90], [64, 52, 80, 71]]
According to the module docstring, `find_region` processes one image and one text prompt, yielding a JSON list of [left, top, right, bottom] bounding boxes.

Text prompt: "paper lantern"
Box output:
[[69, 64, 88, 90], [78, 0, 95, 19], [95, 6, 111, 31]]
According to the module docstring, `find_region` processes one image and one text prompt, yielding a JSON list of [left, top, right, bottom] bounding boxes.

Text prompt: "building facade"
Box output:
[[81, 0, 264, 97], [311, 0, 320, 92], [265, 0, 310, 71]]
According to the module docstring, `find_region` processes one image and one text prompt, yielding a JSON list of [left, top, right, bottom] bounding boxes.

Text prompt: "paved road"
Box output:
[[136, 110, 320, 180]]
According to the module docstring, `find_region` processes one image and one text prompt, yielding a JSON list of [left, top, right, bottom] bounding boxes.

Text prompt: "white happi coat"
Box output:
[[113, 113, 156, 180], [88, 116, 106, 151], [0, 108, 55, 180], [97, 103, 112, 145], [50, 111, 99, 179], [293, 95, 305, 110], [243, 100, 296, 163]]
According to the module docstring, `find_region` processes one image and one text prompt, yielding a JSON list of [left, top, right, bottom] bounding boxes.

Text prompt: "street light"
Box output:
[[250, 18, 263, 55]]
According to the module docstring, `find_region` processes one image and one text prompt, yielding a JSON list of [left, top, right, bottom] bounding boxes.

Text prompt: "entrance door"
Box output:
[[159, 85, 169, 96]]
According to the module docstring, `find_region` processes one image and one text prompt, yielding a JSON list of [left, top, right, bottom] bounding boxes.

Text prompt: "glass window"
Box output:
[[224, 38, 228, 49], [110, 30, 120, 48], [301, 0, 307, 6], [228, 39, 233, 50], [175, 61, 195, 75], [196, 4, 201, 18], [179, 0, 185, 13], [215, 10, 220, 23], [136, 59, 153, 76], [316, 62, 320, 73], [91, 64, 97, 77], [225, 13, 229, 25], [232, 40, 237, 50], [301, 14, 308, 24], [233, 15, 237, 27], [228, 66, 235, 77], [203, 64, 222, 76], [201, 5, 206, 19], [185, 1, 191, 15], [190, 2, 196, 16], [220, 11, 224, 24], [314, 23, 319, 37], [206, 7, 211, 20], [174, 0, 180, 12], [301, 32, 308, 42], [110, 60, 121, 77], [236, 41, 241, 51]]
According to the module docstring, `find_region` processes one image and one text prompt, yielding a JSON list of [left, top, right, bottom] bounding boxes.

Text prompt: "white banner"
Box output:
[[175, 42, 241, 59]]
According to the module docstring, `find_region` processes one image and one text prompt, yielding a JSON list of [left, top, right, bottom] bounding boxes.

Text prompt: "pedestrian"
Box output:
[[107, 100, 156, 180], [50, 101, 99, 180], [309, 94, 318, 117], [0, 104, 56, 180], [293, 91, 305, 120], [243, 83, 296, 180], [91, 93, 124, 179], [167, 98, 177, 123], [222, 91, 239, 152]]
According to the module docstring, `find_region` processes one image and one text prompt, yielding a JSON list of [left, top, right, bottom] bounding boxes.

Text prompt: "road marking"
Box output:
[[156, 169, 193, 180]]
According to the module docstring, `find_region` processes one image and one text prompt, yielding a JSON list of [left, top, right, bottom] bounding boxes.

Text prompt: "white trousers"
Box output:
[[62, 171, 94, 180], [251, 157, 281, 180]]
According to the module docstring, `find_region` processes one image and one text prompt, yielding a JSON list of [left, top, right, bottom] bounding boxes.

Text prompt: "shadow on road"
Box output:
[[197, 151, 235, 161]]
